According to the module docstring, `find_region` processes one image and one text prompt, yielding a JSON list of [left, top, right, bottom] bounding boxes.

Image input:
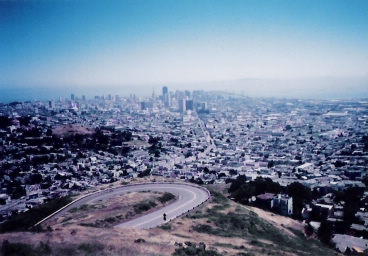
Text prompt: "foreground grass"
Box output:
[[0, 240, 104, 256]]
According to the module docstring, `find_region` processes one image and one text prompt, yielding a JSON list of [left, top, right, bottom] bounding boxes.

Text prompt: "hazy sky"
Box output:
[[1, 0, 367, 89]]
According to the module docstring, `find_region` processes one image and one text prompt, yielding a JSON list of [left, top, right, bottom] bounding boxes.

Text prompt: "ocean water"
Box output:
[[0, 85, 153, 103]]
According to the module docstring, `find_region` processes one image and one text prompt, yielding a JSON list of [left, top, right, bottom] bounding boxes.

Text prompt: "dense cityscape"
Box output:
[[0, 87, 367, 253]]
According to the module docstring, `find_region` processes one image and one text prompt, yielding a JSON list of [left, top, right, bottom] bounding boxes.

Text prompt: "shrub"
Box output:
[[104, 217, 116, 223], [158, 192, 175, 204], [134, 201, 157, 214], [160, 223, 171, 231], [134, 238, 146, 243]]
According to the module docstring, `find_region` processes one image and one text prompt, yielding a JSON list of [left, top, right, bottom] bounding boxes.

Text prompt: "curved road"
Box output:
[[42, 183, 210, 229]]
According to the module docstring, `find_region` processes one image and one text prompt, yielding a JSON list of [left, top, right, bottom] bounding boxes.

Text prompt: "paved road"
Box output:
[[44, 183, 210, 229]]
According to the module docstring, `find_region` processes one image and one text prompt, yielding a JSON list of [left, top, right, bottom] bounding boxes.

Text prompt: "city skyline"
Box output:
[[1, 0, 367, 96]]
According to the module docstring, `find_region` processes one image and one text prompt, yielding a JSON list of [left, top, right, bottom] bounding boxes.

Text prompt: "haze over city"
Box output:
[[1, 0, 368, 102]]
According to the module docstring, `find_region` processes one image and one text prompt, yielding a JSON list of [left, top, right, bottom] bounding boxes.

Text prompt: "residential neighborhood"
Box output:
[[0, 89, 368, 253]]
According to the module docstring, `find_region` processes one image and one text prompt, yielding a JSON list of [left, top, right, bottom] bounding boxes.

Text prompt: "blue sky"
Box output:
[[1, 0, 367, 90]]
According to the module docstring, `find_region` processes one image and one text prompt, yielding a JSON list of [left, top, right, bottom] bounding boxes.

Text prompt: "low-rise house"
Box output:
[[272, 194, 293, 216], [256, 193, 275, 209]]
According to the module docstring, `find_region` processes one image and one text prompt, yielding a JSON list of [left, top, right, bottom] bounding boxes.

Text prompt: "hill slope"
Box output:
[[0, 184, 339, 256]]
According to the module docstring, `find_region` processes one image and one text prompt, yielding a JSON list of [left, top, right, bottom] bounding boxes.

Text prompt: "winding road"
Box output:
[[40, 183, 210, 229]]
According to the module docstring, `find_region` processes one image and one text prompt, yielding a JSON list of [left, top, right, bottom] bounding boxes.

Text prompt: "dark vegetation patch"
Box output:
[[134, 201, 157, 214], [173, 241, 221, 256], [160, 223, 172, 231], [0, 240, 105, 256], [157, 192, 176, 204], [0, 196, 72, 233], [69, 204, 99, 213]]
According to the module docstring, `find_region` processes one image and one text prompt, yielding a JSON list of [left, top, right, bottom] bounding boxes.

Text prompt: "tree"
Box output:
[[268, 160, 275, 168], [343, 186, 363, 224], [148, 136, 159, 145], [11, 184, 26, 199], [228, 175, 247, 193], [29, 173, 43, 184], [287, 182, 312, 219], [232, 183, 255, 204], [229, 169, 237, 176], [317, 220, 332, 244], [362, 175, 368, 188], [285, 124, 292, 131], [45, 129, 53, 136]]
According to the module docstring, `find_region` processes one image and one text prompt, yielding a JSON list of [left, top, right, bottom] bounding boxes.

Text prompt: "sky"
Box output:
[[0, 0, 367, 98]]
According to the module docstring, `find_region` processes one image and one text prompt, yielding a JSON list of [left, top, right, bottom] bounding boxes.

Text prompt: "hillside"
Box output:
[[0, 182, 339, 256]]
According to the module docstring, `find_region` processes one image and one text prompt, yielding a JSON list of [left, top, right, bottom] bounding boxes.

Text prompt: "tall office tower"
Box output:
[[179, 99, 186, 113], [164, 93, 171, 107], [49, 100, 55, 109], [71, 94, 75, 100], [185, 90, 191, 99], [201, 102, 208, 110], [141, 101, 153, 110], [82, 95, 86, 100], [162, 86, 168, 96], [186, 100, 194, 110], [152, 88, 155, 99], [59, 96, 63, 102], [108, 94, 112, 100]]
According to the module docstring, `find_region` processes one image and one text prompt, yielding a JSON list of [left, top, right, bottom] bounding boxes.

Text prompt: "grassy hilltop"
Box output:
[[0, 181, 340, 256]]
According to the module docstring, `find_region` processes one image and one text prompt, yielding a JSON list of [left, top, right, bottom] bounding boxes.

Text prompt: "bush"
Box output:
[[158, 192, 175, 204], [104, 217, 116, 223], [193, 224, 214, 234], [134, 201, 157, 214], [134, 238, 146, 243], [160, 223, 171, 231], [173, 243, 221, 256]]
